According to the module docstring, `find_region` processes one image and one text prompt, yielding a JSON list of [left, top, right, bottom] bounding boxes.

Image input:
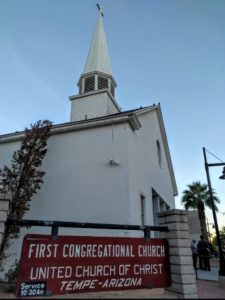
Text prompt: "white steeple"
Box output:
[[83, 11, 112, 75], [69, 4, 120, 122]]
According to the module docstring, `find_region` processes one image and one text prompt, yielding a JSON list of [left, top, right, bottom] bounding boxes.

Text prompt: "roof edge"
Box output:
[[155, 106, 178, 196], [0, 113, 142, 144]]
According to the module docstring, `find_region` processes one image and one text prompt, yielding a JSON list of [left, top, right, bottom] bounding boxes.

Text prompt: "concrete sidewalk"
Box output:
[[196, 266, 219, 281], [197, 280, 225, 299], [194, 258, 225, 299]]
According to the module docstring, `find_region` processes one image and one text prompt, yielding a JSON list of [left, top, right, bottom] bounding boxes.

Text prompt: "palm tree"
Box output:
[[181, 181, 220, 240]]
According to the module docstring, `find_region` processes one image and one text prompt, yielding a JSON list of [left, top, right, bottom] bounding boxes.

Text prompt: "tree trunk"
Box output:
[[197, 202, 208, 240]]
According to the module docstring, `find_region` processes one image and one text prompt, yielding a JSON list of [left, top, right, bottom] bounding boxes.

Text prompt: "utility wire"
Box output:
[[205, 149, 225, 163]]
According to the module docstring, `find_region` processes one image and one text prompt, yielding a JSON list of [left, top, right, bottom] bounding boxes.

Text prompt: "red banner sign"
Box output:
[[16, 234, 170, 297]]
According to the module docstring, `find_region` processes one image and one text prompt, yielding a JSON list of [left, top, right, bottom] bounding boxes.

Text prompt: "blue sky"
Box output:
[[1, 0, 225, 229]]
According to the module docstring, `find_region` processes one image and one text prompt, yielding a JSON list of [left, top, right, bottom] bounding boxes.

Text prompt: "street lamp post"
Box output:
[[203, 147, 225, 277]]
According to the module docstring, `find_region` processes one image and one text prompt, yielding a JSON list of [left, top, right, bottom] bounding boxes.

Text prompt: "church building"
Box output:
[[0, 7, 178, 274]]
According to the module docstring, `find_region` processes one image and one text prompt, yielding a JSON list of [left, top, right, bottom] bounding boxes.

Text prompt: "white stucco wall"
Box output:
[[106, 96, 120, 115], [70, 91, 119, 122], [0, 110, 176, 277], [27, 124, 130, 223], [0, 123, 130, 277], [127, 110, 175, 227]]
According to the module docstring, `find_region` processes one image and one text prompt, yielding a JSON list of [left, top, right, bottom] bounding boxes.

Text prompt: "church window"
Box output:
[[98, 76, 108, 90], [84, 76, 95, 92], [156, 140, 162, 168], [140, 194, 145, 226]]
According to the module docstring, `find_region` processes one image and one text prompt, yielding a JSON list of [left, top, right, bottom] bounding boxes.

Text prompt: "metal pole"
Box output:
[[6, 219, 168, 235], [203, 147, 225, 276]]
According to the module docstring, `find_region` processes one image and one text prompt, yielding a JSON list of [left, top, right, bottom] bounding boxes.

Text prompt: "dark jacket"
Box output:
[[197, 239, 210, 256]]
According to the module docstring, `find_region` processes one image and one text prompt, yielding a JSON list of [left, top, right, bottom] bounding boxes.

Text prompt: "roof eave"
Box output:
[[0, 113, 141, 144], [155, 106, 178, 196]]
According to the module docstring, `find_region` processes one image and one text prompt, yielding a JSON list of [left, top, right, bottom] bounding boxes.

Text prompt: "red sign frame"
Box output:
[[16, 234, 171, 297]]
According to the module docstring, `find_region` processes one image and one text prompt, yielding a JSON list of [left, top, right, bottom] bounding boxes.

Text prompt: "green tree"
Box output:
[[0, 120, 52, 263], [181, 181, 220, 240], [219, 226, 225, 243], [212, 226, 225, 257]]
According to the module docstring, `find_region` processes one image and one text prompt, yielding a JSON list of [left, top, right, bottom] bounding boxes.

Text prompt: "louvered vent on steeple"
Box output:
[[84, 76, 95, 93], [110, 82, 115, 97], [78, 72, 116, 97], [98, 76, 108, 90]]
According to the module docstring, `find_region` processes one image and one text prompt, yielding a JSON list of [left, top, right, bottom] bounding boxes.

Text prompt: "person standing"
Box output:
[[191, 239, 198, 269], [222, 243, 225, 259], [197, 235, 211, 271]]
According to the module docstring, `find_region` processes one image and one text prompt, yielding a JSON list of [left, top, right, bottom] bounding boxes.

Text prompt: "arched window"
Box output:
[[156, 140, 162, 168]]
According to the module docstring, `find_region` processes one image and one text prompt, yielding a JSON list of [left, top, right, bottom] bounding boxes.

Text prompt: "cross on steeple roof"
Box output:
[[97, 3, 104, 17]]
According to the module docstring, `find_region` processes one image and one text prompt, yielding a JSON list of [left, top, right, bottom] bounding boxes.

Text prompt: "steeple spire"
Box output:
[[83, 6, 112, 75], [70, 4, 120, 122], [77, 3, 116, 96]]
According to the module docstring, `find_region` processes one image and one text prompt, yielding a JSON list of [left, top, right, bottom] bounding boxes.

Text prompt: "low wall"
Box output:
[[158, 209, 198, 299]]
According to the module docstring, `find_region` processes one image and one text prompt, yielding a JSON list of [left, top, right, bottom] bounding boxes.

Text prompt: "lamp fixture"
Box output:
[[203, 147, 225, 277], [219, 166, 225, 180], [109, 159, 119, 166]]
